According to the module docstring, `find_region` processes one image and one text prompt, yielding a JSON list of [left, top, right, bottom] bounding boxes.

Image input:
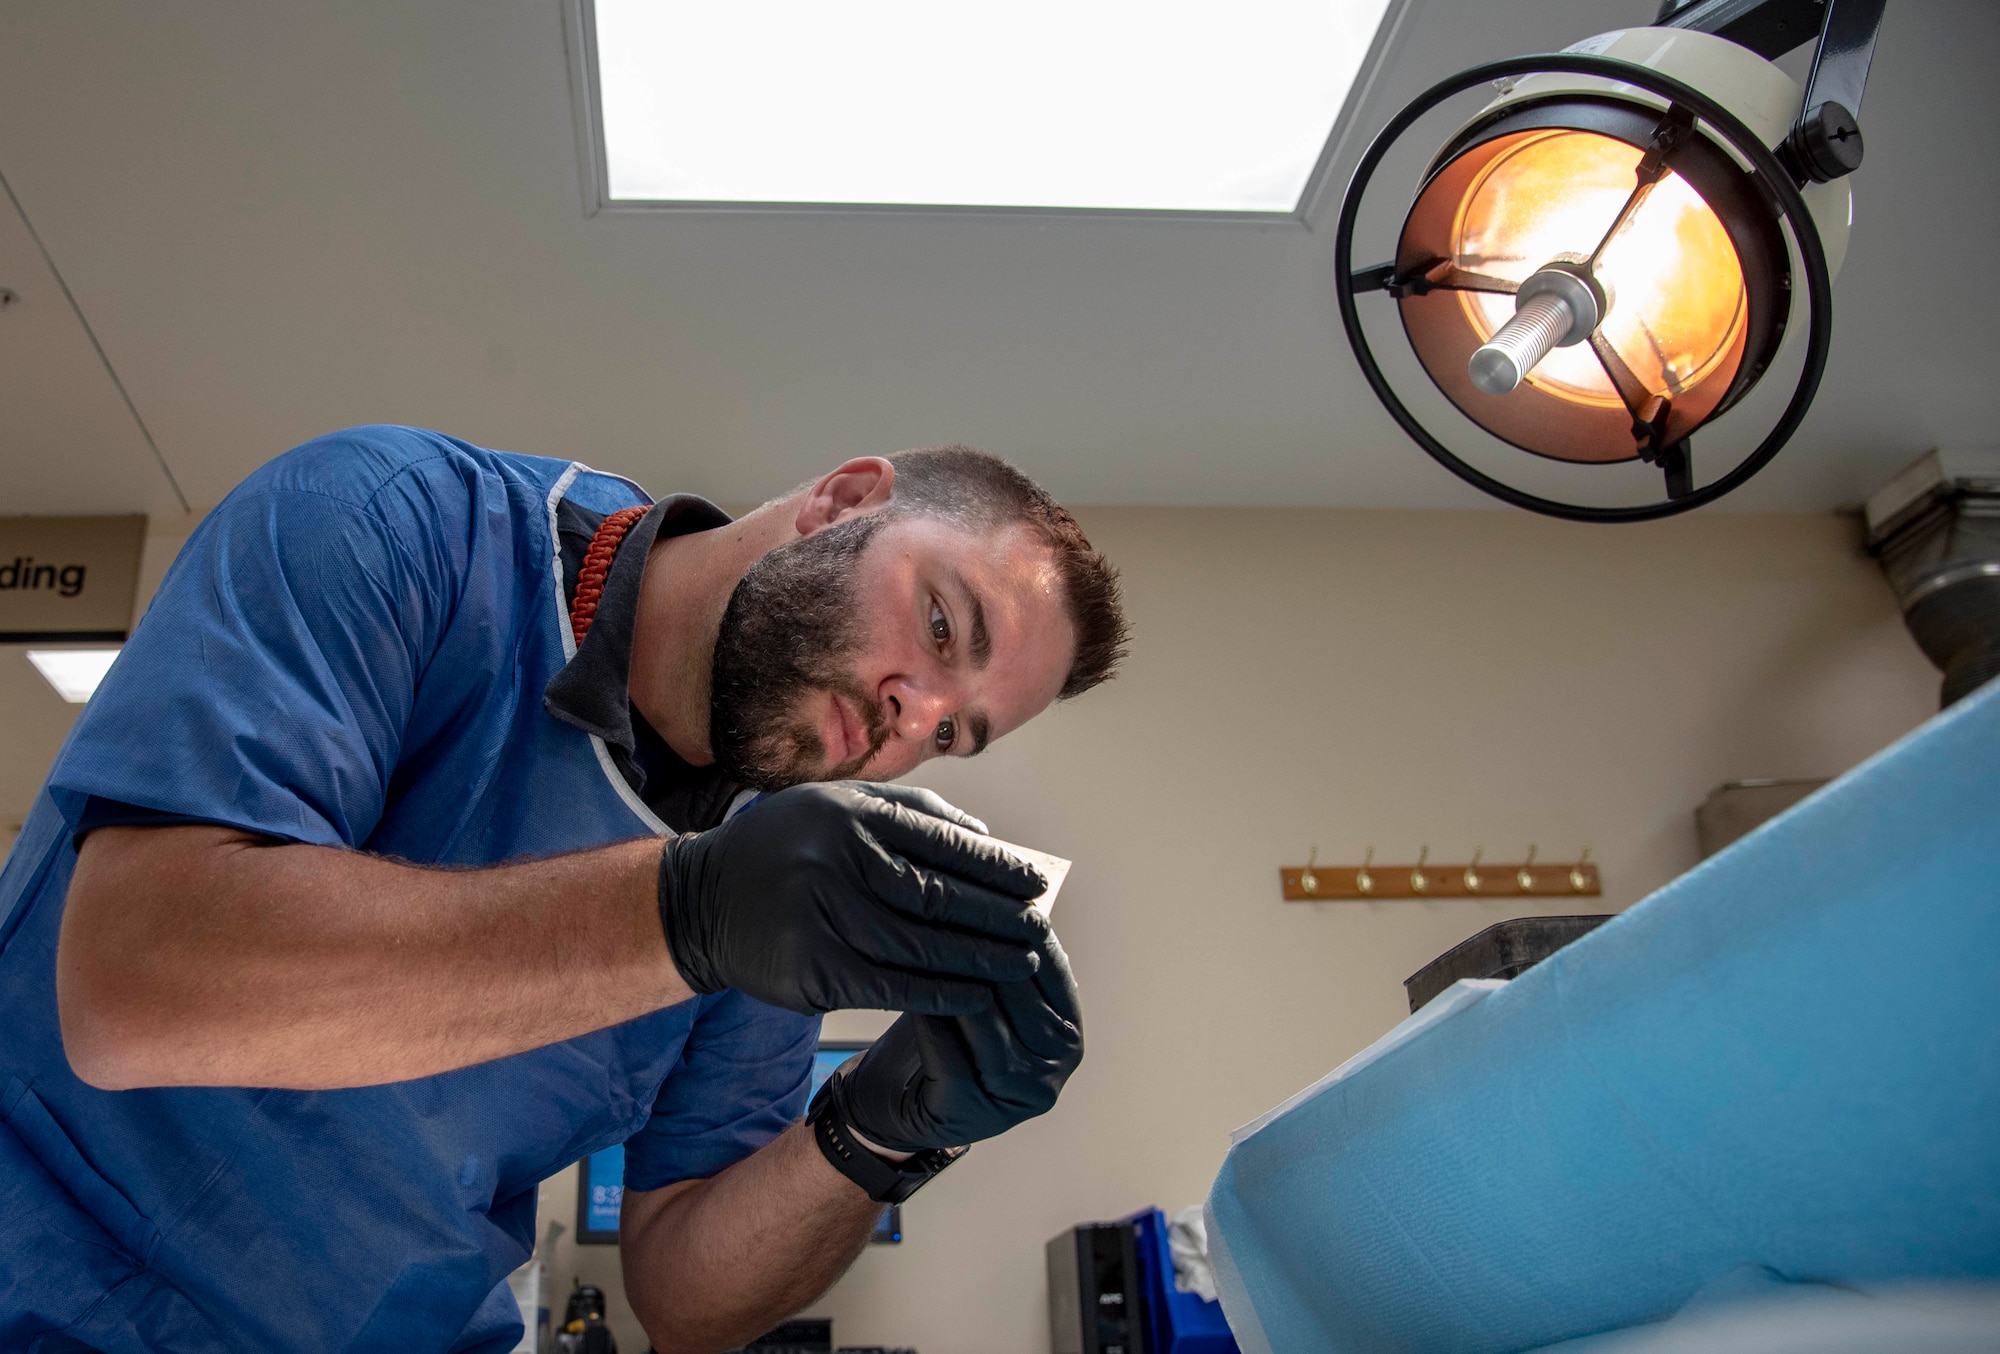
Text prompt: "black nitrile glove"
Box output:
[[657, 781, 1051, 1016], [829, 928, 1084, 1153]]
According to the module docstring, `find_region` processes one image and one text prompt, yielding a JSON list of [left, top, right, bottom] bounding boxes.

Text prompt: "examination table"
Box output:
[[1205, 677, 2000, 1354]]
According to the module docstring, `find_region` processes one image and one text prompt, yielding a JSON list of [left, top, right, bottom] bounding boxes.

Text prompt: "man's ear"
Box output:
[[795, 457, 896, 536]]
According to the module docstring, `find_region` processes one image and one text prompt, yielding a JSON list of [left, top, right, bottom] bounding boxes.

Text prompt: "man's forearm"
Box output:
[[58, 825, 690, 1090], [621, 1124, 883, 1354]]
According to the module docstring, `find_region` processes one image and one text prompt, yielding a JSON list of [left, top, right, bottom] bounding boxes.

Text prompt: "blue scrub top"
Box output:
[[0, 427, 819, 1354]]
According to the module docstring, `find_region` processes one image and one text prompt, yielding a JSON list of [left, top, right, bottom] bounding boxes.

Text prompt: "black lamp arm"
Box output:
[[1799, 0, 1886, 121], [1655, 0, 1824, 60], [1657, 0, 1886, 182]]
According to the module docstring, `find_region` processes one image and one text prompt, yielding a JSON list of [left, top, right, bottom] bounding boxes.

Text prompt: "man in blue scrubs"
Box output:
[[0, 426, 1126, 1353]]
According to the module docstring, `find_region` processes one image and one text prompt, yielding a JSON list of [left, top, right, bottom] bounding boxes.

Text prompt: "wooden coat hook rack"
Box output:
[[1282, 845, 1600, 900]]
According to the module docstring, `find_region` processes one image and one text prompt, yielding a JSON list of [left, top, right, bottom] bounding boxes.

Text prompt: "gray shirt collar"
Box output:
[[543, 493, 730, 762]]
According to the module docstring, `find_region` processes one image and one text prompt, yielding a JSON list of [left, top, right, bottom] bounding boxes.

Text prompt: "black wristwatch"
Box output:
[[807, 1077, 966, 1204]]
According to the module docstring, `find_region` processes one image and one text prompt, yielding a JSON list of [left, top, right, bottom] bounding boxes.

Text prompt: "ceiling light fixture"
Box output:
[[26, 648, 120, 703], [581, 0, 1400, 214], [1334, 0, 1887, 521]]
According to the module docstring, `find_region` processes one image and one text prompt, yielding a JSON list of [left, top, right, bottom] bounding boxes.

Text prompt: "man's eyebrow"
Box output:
[[953, 571, 991, 669], [966, 710, 991, 756]]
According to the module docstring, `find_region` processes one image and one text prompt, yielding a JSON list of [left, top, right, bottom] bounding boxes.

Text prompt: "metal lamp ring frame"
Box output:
[[1334, 52, 1836, 523]]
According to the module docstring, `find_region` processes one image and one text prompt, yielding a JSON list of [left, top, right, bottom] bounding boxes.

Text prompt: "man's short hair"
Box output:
[[885, 445, 1127, 700]]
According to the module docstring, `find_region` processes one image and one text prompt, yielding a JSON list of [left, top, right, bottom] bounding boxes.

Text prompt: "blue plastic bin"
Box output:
[[1126, 1208, 1240, 1354]]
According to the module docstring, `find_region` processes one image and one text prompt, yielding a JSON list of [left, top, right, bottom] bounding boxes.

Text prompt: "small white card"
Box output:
[[991, 839, 1071, 917]]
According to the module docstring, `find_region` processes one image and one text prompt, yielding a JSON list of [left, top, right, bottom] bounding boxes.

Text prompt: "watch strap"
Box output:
[[807, 1078, 965, 1204]]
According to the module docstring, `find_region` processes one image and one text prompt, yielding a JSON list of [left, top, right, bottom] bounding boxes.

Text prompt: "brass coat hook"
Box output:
[[1280, 847, 1596, 901]]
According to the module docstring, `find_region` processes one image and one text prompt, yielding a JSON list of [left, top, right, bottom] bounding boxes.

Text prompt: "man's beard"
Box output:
[[709, 513, 892, 790]]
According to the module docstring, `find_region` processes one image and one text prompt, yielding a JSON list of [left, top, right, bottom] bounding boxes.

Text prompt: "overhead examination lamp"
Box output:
[[1336, 0, 1888, 521]]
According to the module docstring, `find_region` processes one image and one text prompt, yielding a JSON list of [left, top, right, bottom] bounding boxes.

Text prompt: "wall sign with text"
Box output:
[[0, 516, 146, 642]]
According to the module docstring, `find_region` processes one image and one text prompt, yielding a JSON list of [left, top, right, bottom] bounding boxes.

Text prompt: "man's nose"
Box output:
[[881, 676, 956, 741]]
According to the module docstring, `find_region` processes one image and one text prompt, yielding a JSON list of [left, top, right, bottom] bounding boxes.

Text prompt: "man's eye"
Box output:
[[929, 601, 951, 646], [935, 717, 956, 751]]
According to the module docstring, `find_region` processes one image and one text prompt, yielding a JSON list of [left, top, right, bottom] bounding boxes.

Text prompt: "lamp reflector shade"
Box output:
[[1332, 29, 1850, 519], [1393, 100, 1786, 467], [1454, 131, 1746, 407]]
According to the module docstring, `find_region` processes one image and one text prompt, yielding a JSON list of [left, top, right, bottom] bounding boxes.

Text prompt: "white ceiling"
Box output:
[[0, 0, 1991, 516]]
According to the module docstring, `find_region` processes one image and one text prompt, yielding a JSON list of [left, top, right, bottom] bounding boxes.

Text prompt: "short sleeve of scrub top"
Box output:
[[44, 432, 466, 844], [624, 989, 820, 1192]]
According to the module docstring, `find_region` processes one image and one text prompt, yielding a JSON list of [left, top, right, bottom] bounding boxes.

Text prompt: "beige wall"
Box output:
[[539, 505, 1936, 1353], [2, 505, 1938, 1352]]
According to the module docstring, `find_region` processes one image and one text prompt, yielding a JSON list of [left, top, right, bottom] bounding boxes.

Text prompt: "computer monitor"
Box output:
[[809, 1040, 868, 1099], [575, 1141, 626, 1245], [575, 1037, 901, 1245]]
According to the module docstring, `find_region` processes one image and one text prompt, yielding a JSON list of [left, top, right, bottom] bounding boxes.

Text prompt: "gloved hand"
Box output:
[[828, 928, 1084, 1153], [657, 781, 1050, 1016]]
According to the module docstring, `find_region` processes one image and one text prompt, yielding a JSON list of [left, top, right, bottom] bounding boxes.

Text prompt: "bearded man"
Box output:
[[0, 425, 1126, 1354]]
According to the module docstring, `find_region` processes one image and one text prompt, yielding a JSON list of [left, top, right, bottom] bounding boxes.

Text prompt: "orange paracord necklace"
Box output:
[[568, 505, 650, 646]]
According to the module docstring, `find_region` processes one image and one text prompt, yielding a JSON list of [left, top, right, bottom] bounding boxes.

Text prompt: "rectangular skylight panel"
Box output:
[[592, 0, 1395, 213]]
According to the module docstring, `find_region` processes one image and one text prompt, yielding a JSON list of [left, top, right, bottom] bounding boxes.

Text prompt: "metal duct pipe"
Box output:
[[1865, 450, 2000, 708]]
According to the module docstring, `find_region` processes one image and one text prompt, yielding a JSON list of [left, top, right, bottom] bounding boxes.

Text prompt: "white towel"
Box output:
[[1169, 1204, 1220, 1304]]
